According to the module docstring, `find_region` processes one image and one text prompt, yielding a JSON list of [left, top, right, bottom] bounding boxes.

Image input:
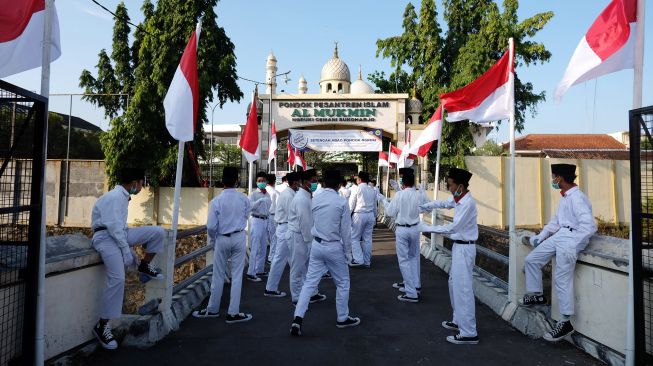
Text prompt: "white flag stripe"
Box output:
[[408, 119, 441, 156], [164, 65, 194, 142], [445, 79, 513, 123]]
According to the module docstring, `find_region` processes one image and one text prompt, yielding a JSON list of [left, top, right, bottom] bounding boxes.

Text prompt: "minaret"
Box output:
[[266, 50, 277, 94], [298, 75, 307, 94]]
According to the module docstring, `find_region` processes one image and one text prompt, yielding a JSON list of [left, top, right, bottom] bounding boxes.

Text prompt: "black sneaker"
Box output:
[[192, 308, 219, 318], [93, 322, 118, 350], [543, 320, 574, 342], [399, 286, 421, 293], [256, 272, 269, 277], [348, 260, 363, 267], [441, 321, 459, 330], [446, 334, 479, 345], [397, 294, 419, 303], [519, 294, 547, 306], [264, 290, 287, 298], [392, 282, 405, 289], [246, 274, 262, 282], [336, 316, 361, 328], [138, 261, 164, 280], [322, 272, 332, 279], [290, 317, 303, 336], [309, 293, 327, 303], [225, 313, 253, 324]]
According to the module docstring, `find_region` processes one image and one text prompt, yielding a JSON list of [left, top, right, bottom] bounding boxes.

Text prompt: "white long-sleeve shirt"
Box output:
[[91, 186, 131, 249], [287, 188, 314, 242], [266, 185, 279, 216], [249, 190, 272, 217], [338, 186, 350, 199], [384, 187, 428, 225], [207, 188, 251, 239], [349, 182, 376, 214], [276, 182, 288, 194], [314, 183, 325, 197], [311, 188, 352, 253], [275, 187, 296, 224], [420, 192, 478, 242], [536, 186, 597, 248]]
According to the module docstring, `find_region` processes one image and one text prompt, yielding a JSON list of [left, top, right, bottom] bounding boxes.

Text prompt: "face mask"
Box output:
[[129, 186, 138, 195], [453, 185, 463, 197], [551, 180, 560, 190], [399, 178, 403, 185], [346, 183, 352, 188], [310, 182, 318, 192], [257, 182, 266, 190]]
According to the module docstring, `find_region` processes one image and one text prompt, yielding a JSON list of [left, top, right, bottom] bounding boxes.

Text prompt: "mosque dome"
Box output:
[[407, 97, 423, 114], [350, 66, 374, 94], [320, 44, 351, 83]]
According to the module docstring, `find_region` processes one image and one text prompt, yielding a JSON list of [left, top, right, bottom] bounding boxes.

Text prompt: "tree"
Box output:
[[472, 140, 504, 156], [374, 0, 553, 169], [210, 141, 240, 166], [80, 1, 242, 186]]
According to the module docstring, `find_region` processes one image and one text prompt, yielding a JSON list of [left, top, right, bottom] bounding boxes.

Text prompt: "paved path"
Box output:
[[87, 225, 599, 366]]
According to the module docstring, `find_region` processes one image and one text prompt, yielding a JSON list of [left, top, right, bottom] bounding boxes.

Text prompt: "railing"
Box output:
[[172, 225, 212, 295]]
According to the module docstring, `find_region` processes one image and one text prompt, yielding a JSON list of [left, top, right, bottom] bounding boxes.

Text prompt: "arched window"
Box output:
[[337, 83, 343, 93], [327, 83, 332, 93]]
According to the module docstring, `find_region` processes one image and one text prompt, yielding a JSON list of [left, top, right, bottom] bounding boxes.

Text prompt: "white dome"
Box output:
[[407, 97, 422, 114], [350, 67, 373, 94], [320, 44, 350, 82], [267, 51, 276, 62]]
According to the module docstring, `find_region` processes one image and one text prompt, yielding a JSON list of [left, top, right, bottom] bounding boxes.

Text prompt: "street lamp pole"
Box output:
[[267, 70, 290, 174], [210, 103, 219, 187]]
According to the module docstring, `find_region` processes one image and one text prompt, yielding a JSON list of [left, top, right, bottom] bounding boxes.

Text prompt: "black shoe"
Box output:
[[192, 308, 220, 318], [348, 260, 363, 267], [264, 290, 287, 298], [309, 293, 327, 303], [138, 261, 164, 280], [441, 321, 459, 330], [399, 286, 421, 293], [392, 282, 405, 289], [336, 316, 361, 328], [322, 272, 332, 279], [519, 294, 547, 306], [266, 259, 272, 265], [246, 274, 262, 282], [93, 322, 118, 350], [397, 294, 420, 303], [225, 313, 253, 324], [544, 320, 574, 342], [257, 272, 269, 277], [290, 317, 303, 336], [446, 334, 479, 345]]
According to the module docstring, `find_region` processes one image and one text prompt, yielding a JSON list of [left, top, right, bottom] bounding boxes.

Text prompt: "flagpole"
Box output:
[[247, 160, 254, 252], [385, 144, 391, 197], [626, 2, 645, 364], [431, 108, 444, 250], [507, 37, 518, 303], [36, 1, 54, 363]]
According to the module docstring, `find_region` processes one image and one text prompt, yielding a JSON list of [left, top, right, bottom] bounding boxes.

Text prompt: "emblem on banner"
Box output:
[[290, 131, 309, 149]]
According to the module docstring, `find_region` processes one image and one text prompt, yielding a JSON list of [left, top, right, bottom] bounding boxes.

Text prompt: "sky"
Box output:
[[3, 0, 652, 144]]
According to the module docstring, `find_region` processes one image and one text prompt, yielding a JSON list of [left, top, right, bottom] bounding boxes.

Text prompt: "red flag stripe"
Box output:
[[585, 0, 633, 61], [0, 0, 44, 43], [179, 30, 199, 133]]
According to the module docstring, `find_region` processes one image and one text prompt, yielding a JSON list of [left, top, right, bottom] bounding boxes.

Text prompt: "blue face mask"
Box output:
[[129, 185, 138, 195], [399, 178, 403, 185], [310, 182, 318, 192], [257, 182, 266, 190], [453, 185, 463, 197], [551, 180, 560, 190]]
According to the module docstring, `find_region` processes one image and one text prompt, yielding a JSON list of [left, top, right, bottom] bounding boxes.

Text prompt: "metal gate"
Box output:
[[630, 106, 653, 365], [0, 80, 47, 365]]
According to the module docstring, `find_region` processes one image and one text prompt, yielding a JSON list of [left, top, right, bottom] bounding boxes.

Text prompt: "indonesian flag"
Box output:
[[164, 22, 201, 142], [408, 105, 443, 157], [389, 144, 402, 165], [0, 0, 61, 77], [268, 120, 277, 164], [378, 152, 390, 167], [293, 148, 306, 170], [555, 0, 637, 101], [287, 141, 295, 165], [239, 88, 260, 162], [398, 131, 416, 168], [440, 42, 515, 123]]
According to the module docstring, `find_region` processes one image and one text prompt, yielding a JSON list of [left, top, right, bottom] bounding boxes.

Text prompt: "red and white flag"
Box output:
[[378, 151, 390, 168], [389, 144, 402, 165], [398, 131, 416, 168], [239, 88, 260, 162], [268, 120, 277, 164], [287, 141, 295, 166], [0, 0, 61, 77], [164, 22, 201, 142], [293, 148, 306, 170], [555, 0, 638, 101], [440, 42, 515, 123], [408, 105, 443, 157]]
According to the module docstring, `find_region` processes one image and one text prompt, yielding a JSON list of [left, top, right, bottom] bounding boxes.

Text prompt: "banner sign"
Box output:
[[289, 129, 382, 152]]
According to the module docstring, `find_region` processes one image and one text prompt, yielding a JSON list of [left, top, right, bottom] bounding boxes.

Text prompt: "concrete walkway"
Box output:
[[87, 225, 599, 366]]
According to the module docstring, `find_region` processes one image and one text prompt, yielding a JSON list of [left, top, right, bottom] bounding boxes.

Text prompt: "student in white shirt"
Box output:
[[338, 179, 351, 199], [420, 168, 479, 345], [266, 174, 279, 264], [246, 172, 272, 282], [291, 170, 360, 336], [91, 168, 165, 350], [520, 163, 597, 342], [348, 171, 377, 267], [193, 167, 253, 324]]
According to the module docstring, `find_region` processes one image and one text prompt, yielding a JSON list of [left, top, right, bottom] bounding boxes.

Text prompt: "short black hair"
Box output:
[[281, 175, 288, 182], [358, 171, 370, 182], [256, 171, 267, 179], [119, 168, 145, 184], [222, 167, 239, 187], [266, 174, 275, 185], [559, 174, 577, 184]]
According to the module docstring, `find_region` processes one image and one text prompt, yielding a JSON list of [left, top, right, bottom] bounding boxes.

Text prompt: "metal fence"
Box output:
[[629, 105, 653, 365], [0, 80, 47, 365]]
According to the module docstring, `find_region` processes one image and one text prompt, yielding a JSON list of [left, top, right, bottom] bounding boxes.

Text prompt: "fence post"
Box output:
[[144, 230, 175, 311]]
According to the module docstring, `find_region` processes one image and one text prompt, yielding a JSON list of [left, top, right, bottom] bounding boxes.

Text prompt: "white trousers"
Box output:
[[267, 216, 277, 262], [265, 223, 290, 292], [247, 217, 268, 276], [289, 231, 318, 302], [395, 226, 421, 298], [294, 240, 350, 322], [207, 231, 246, 315], [93, 226, 165, 319], [524, 229, 579, 315], [351, 211, 375, 265], [449, 243, 477, 337]]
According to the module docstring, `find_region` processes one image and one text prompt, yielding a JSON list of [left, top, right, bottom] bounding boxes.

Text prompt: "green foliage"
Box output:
[[374, 0, 553, 171], [472, 140, 504, 156], [210, 141, 240, 166], [80, 0, 242, 186], [46, 112, 104, 159]]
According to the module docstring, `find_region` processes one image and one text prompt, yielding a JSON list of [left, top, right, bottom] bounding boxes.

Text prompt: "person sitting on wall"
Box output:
[[91, 168, 165, 350], [520, 163, 597, 342]]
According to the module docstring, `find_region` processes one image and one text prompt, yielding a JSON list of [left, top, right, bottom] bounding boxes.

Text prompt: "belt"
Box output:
[[396, 223, 418, 227], [278, 222, 288, 224], [220, 230, 244, 237], [453, 240, 476, 245], [93, 226, 107, 233], [252, 215, 268, 220], [354, 211, 373, 214], [562, 226, 575, 232]]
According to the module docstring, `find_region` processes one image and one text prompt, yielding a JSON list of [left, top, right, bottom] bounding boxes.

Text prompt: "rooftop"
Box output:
[[503, 134, 627, 151]]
